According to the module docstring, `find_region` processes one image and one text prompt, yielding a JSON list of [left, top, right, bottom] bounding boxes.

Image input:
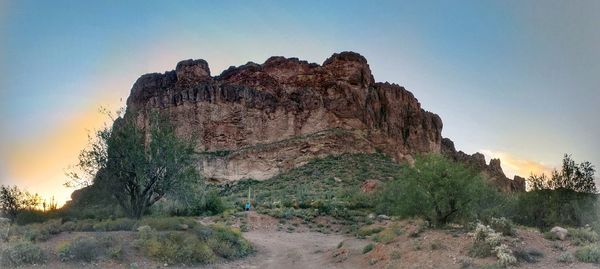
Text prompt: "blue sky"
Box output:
[[1, 0, 599, 204]]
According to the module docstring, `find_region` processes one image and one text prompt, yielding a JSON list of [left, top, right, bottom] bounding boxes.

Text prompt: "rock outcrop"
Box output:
[[124, 52, 524, 191], [441, 138, 525, 192]]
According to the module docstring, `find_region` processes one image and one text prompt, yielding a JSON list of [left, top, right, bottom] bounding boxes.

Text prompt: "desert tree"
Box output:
[[376, 154, 501, 226], [68, 110, 200, 218], [0, 185, 42, 221], [527, 154, 597, 193]]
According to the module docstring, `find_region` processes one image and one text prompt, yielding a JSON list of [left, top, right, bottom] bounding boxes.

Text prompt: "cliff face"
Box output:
[[441, 138, 525, 192], [125, 52, 523, 191]]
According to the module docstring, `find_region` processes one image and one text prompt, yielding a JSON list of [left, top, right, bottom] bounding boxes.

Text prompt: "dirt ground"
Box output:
[[13, 212, 600, 269]]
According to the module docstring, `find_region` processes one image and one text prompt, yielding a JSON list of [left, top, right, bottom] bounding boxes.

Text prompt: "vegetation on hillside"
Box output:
[[214, 153, 403, 225]]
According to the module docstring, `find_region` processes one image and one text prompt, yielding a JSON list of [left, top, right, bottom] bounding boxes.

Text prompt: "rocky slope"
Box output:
[[125, 52, 524, 191]]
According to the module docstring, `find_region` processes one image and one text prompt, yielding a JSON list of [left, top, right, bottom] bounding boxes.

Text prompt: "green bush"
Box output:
[[92, 218, 137, 231], [108, 245, 123, 260], [543, 231, 560, 241], [511, 188, 599, 229], [208, 224, 253, 259], [356, 226, 384, 237], [198, 191, 227, 215], [135, 224, 251, 264], [11, 219, 64, 242], [1, 241, 46, 266], [362, 243, 374, 254], [489, 217, 516, 236], [376, 154, 502, 226], [22, 227, 50, 242], [495, 244, 517, 267], [469, 224, 502, 258], [139, 216, 197, 231], [58, 236, 104, 262], [373, 223, 402, 244], [575, 244, 600, 263], [0, 219, 9, 242], [568, 227, 599, 246], [14, 210, 50, 225], [557, 252, 575, 263], [135, 227, 216, 264]]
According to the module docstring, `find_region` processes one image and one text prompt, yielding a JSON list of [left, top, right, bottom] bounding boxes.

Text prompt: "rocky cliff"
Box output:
[[125, 52, 524, 192]]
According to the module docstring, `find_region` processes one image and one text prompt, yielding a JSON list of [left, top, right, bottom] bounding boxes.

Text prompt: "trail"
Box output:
[[204, 212, 365, 269]]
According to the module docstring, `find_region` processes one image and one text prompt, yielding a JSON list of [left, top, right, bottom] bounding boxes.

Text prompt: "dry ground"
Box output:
[[12, 212, 600, 269]]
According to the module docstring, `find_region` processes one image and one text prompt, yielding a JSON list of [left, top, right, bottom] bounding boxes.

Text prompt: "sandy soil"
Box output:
[[12, 213, 600, 269], [211, 231, 362, 269]]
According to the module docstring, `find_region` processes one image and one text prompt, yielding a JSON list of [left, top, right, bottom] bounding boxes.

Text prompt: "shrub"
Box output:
[[511, 188, 600, 229], [390, 250, 401, 260], [92, 218, 137, 231], [357, 226, 384, 237], [0, 219, 9, 242], [9, 219, 64, 242], [543, 231, 560, 240], [1, 241, 46, 266], [430, 240, 444, 250], [58, 236, 104, 262], [14, 210, 49, 225], [135, 224, 251, 264], [139, 216, 196, 231], [135, 229, 216, 264], [362, 243, 374, 254], [373, 223, 402, 244], [199, 191, 227, 215], [22, 225, 51, 242], [376, 154, 502, 226], [73, 219, 96, 232], [208, 224, 253, 259], [469, 224, 502, 258], [557, 252, 575, 263], [108, 245, 123, 260], [489, 217, 515, 236], [513, 248, 543, 263], [568, 227, 599, 246], [495, 244, 517, 267], [61, 221, 76, 232], [575, 244, 600, 263]]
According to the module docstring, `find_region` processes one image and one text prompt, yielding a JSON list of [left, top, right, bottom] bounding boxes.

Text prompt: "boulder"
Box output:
[[550, 226, 569, 240]]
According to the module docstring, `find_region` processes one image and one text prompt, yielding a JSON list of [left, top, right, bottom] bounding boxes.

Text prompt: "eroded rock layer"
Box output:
[[125, 52, 524, 191]]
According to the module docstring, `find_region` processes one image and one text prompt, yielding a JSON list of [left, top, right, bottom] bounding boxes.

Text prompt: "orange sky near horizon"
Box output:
[[4, 103, 117, 206]]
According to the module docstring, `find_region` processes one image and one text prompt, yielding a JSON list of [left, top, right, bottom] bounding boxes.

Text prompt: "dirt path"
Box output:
[[199, 212, 367, 269], [212, 231, 356, 269]]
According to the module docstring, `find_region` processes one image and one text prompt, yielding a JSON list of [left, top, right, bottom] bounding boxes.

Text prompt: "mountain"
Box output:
[[124, 51, 524, 192]]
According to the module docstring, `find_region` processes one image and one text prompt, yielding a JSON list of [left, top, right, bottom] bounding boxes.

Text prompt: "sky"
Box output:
[[0, 0, 599, 206]]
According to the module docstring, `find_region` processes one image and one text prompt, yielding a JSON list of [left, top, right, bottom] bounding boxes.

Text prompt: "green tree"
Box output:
[[376, 154, 500, 226], [528, 154, 596, 193], [69, 111, 200, 219]]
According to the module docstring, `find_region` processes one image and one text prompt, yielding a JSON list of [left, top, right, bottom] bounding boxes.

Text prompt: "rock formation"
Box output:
[[124, 51, 524, 191], [441, 138, 525, 192]]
